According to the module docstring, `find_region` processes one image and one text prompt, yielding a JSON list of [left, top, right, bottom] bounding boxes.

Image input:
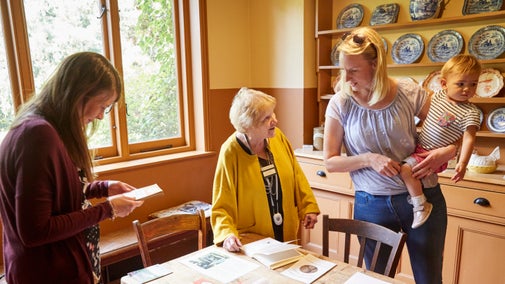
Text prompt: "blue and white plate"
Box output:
[[427, 30, 464, 62], [370, 3, 399, 26], [410, 0, 443, 21], [463, 0, 503, 15], [392, 34, 424, 64], [336, 4, 364, 29], [487, 107, 505, 133], [330, 38, 342, 66], [468, 25, 505, 60]]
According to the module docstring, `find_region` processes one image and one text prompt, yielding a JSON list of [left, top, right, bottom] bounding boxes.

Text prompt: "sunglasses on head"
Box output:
[[341, 32, 366, 45]]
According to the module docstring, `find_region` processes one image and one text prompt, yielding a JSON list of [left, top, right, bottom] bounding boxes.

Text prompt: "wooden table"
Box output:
[[121, 233, 405, 284]]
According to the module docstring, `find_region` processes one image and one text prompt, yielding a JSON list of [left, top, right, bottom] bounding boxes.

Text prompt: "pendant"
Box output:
[[273, 212, 283, 226]]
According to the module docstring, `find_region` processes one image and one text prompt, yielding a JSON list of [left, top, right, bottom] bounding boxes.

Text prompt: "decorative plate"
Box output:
[[410, 0, 444, 21], [427, 30, 464, 62], [330, 38, 343, 66], [370, 3, 399, 26], [487, 107, 505, 133], [468, 25, 505, 60], [422, 70, 443, 93], [336, 4, 364, 29], [477, 68, 504, 98], [392, 33, 424, 64], [463, 0, 503, 15]]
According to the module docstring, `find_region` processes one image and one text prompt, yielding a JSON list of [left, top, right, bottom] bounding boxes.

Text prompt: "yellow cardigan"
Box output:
[[211, 128, 320, 245]]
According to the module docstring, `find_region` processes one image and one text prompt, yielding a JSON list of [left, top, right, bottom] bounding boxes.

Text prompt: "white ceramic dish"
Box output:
[[427, 30, 464, 62], [487, 107, 505, 133], [392, 33, 424, 64], [422, 70, 443, 93], [336, 4, 364, 29], [370, 3, 399, 26], [330, 38, 342, 66], [476, 68, 504, 98], [468, 25, 505, 60], [463, 0, 503, 15]]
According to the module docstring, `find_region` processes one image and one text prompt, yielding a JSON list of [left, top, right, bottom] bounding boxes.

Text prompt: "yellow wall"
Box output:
[[206, 0, 318, 149], [207, 0, 316, 89], [207, 1, 250, 88]]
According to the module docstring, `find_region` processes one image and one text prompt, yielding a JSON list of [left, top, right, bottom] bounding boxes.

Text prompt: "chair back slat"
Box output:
[[322, 215, 407, 278], [133, 209, 207, 267]]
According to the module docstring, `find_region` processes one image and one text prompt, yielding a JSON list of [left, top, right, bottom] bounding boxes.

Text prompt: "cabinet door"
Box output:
[[443, 215, 505, 284], [301, 188, 354, 256]]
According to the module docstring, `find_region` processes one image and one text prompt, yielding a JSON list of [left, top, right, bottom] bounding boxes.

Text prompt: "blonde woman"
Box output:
[[323, 27, 456, 284]]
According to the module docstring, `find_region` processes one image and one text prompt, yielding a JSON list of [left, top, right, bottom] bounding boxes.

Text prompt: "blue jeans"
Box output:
[[354, 184, 447, 284]]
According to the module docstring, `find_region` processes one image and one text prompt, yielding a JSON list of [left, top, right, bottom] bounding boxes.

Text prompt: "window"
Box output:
[[0, 23, 14, 141], [1, 0, 196, 163]]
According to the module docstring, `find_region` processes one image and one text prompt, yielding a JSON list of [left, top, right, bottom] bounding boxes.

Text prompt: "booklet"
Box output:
[[126, 263, 172, 283], [281, 253, 337, 283], [124, 184, 164, 201], [240, 237, 304, 269]]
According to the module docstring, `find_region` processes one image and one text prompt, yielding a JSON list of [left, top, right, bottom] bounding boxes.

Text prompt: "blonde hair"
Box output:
[[441, 54, 481, 79], [338, 27, 389, 106], [229, 87, 276, 133]]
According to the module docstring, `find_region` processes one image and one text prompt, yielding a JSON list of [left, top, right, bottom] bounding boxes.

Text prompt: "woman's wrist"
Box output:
[[107, 199, 118, 220]]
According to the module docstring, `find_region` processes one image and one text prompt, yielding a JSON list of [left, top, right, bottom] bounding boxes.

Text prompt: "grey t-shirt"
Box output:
[[326, 79, 428, 195]]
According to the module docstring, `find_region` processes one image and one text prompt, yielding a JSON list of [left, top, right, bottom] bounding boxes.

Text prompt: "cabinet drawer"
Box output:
[[299, 161, 352, 190], [442, 185, 505, 219]]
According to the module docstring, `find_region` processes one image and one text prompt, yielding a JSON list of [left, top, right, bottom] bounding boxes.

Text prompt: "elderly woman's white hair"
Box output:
[[229, 87, 276, 133]]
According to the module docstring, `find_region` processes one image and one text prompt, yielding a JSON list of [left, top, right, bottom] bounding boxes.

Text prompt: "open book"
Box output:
[[123, 184, 164, 201], [241, 237, 304, 269]]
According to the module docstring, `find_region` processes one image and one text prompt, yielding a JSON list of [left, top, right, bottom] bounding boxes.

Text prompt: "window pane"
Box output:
[[23, 0, 113, 148], [0, 25, 14, 142], [119, 0, 181, 144]]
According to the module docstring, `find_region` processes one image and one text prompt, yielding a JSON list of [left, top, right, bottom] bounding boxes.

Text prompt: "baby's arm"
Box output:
[[452, 125, 478, 182]]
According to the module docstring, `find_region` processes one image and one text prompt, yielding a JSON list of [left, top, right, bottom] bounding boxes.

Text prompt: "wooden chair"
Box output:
[[133, 209, 207, 267], [322, 215, 407, 278]]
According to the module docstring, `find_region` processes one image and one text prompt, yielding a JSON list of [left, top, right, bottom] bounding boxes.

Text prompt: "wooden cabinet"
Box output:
[[439, 169, 505, 284], [315, 0, 505, 164], [296, 149, 354, 257], [296, 150, 505, 284]]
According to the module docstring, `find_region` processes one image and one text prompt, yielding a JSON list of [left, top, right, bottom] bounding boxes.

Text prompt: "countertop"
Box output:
[[294, 148, 505, 187]]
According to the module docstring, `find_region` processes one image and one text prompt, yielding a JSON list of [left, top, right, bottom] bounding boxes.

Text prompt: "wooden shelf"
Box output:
[[319, 58, 505, 70], [476, 131, 505, 138], [317, 10, 505, 37], [470, 97, 505, 104]]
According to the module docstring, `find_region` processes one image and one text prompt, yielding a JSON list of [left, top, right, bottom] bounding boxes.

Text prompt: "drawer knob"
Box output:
[[473, 197, 490, 207], [316, 170, 326, 177]]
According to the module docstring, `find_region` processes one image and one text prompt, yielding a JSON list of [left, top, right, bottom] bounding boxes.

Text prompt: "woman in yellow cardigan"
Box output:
[[211, 87, 320, 252]]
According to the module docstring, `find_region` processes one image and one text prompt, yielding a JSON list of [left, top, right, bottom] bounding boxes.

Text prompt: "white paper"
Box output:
[[178, 247, 259, 283], [124, 184, 163, 200], [241, 237, 300, 256], [344, 272, 392, 284], [281, 254, 336, 283], [126, 264, 172, 283]]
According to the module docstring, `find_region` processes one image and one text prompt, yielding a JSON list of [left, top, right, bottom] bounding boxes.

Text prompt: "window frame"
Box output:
[[0, 0, 197, 165]]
